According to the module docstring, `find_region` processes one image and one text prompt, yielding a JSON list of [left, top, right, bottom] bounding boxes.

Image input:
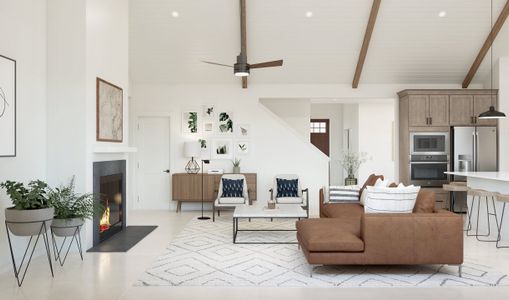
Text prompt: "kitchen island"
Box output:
[[445, 171, 509, 241]]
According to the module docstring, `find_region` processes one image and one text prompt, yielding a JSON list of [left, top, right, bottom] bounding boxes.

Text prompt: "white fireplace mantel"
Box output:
[[93, 146, 138, 154]]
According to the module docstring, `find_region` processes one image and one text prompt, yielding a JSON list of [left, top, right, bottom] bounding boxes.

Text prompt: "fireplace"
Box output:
[[93, 160, 126, 246]]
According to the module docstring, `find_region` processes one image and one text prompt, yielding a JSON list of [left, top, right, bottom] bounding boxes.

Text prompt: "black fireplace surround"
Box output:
[[93, 160, 127, 247]]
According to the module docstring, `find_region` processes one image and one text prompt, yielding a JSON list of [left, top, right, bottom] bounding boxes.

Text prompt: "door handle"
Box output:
[[163, 169, 170, 173], [429, 117, 432, 125]]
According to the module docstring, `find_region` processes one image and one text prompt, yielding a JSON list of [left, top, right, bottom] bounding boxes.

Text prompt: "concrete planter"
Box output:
[[233, 167, 240, 174], [5, 207, 54, 237], [51, 218, 84, 237]]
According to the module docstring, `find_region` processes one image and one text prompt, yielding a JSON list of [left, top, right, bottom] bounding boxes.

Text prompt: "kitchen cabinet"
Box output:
[[408, 95, 449, 127], [449, 94, 498, 126]]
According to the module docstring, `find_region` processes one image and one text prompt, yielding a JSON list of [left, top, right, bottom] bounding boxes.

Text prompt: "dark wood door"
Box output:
[[310, 119, 330, 156]]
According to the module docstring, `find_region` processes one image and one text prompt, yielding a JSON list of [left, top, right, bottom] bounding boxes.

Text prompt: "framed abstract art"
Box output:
[[96, 77, 123, 142], [0, 54, 16, 157]]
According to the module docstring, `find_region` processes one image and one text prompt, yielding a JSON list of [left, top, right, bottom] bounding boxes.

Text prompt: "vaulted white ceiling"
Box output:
[[129, 0, 509, 85]]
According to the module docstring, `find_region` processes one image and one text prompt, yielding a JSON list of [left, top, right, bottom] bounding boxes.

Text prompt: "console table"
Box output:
[[172, 173, 257, 212]]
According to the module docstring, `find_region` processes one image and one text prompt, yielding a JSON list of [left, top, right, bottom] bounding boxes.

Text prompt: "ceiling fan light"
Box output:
[[234, 63, 250, 77], [479, 106, 506, 119]]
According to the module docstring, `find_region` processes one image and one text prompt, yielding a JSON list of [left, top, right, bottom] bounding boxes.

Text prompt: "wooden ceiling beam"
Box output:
[[462, 0, 509, 88], [352, 0, 381, 89]]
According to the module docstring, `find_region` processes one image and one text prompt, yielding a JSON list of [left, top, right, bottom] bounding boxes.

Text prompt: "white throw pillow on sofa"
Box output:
[[364, 185, 420, 214]]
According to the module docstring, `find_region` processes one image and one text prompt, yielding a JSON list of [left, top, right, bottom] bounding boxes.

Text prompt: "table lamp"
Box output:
[[184, 141, 201, 174]]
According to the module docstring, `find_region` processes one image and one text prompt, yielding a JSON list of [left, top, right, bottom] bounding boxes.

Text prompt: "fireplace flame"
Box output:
[[99, 206, 111, 232]]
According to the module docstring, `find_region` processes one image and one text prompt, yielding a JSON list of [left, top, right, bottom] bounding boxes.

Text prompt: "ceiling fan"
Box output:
[[202, 0, 284, 89]]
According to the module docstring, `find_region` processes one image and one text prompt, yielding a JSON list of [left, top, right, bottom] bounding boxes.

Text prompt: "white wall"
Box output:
[[130, 84, 330, 216], [0, 0, 47, 272], [260, 98, 311, 140], [357, 101, 396, 184], [311, 104, 344, 185], [498, 57, 509, 171]]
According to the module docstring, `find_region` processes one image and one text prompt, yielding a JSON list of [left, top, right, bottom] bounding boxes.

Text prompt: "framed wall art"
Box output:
[[182, 110, 200, 135], [96, 77, 123, 142], [198, 138, 210, 159], [202, 104, 215, 134], [218, 111, 233, 134], [236, 123, 250, 138], [0, 54, 16, 157], [211, 139, 233, 160], [235, 140, 249, 156]]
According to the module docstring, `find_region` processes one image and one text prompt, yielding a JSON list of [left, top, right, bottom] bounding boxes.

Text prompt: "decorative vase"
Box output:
[[5, 207, 55, 236], [51, 218, 84, 237], [233, 166, 240, 174], [345, 176, 358, 186]]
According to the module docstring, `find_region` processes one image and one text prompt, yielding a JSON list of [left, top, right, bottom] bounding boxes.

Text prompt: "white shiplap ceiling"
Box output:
[[129, 0, 509, 85]]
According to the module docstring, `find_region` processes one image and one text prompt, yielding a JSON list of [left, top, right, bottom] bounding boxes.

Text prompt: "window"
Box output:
[[310, 121, 327, 133]]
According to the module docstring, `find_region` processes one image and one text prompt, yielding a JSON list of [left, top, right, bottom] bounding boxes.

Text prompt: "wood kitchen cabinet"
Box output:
[[172, 173, 257, 212], [408, 95, 449, 127], [449, 94, 498, 126]]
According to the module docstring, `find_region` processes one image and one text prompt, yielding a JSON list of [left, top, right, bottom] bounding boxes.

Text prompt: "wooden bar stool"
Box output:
[[443, 182, 468, 213], [496, 193, 509, 249], [467, 189, 499, 242]]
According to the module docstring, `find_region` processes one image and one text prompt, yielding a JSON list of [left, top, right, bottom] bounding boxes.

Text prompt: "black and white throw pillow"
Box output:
[[221, 178, 244, 198], [276, 178, 299, 198]]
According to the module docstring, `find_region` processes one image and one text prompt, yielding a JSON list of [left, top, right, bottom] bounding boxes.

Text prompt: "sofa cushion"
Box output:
[[276, 197, 303, 204], [218, 197, 245, 204], [413, 189, 436, 213], [321, 203, 364, 219], [297, 218, 364, 252], [364, 185, 420, 214], [359, 174, 384, 198], [327, 186, 360, 203]]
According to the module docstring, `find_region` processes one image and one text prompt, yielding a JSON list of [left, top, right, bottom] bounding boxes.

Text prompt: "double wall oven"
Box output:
[[409, 132, 449, 187]]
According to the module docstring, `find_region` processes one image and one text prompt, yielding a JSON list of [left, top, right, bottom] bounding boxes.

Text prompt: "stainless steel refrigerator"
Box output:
[[451, 126, 498, 211]]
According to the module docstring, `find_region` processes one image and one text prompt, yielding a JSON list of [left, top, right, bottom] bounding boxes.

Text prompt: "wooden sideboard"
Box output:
[[172, 173, 257, 212]]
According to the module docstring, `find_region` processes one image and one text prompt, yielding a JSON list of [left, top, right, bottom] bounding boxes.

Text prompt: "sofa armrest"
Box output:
[[361, 212, 463, 264]]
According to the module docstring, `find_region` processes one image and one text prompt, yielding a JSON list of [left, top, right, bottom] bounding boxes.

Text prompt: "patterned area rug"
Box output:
[[135, 216, 509, 287]]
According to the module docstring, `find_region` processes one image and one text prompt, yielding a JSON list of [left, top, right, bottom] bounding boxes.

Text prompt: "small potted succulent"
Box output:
[[340, 151, 369, 186], [47, 177, 98, 237], [1, 180, 54, 236], [232, 158, 241, 174]]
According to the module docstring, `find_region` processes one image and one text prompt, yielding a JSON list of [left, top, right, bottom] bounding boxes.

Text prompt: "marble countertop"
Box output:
[[445, 171, 509, 182]]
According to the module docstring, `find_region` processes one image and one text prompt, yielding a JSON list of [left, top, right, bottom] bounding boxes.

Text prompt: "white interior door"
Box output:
[[136, 116, 171, 210]]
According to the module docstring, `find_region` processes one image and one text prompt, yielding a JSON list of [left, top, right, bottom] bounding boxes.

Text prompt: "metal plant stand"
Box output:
[[51, 225, 84, 266], [5, 219, 54, 287]]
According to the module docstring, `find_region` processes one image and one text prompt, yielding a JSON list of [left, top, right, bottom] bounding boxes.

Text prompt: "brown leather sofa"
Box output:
[[296, 175, 464, 275]]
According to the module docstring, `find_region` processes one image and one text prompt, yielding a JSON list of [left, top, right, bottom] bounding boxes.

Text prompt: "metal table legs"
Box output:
[[5, 220, 54, 287], [497, 202, 508, 249]]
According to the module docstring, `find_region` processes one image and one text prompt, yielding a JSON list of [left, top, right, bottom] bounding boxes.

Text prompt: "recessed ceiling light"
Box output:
[[438, 11, 447, 17], [171, 11, 179, 18], [305, 11, 313, 18]]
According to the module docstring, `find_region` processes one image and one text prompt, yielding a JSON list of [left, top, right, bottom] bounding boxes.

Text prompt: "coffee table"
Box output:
[[232, 204, 307, 244]]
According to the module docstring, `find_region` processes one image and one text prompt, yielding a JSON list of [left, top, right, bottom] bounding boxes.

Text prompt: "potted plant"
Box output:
[[47, 177, 98, 237], [1, 180, 54, 236], [232, 158, 241, 174], [339, 151, 369, 186]]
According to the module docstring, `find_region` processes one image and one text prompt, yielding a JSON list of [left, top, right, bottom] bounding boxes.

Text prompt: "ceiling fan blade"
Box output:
[[249, 60, 284, 69], [201, 61, 233, 68]]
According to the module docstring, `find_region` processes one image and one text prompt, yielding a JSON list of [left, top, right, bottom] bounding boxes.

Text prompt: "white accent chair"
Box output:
[[213, 174, 250, 222], [270, 174, 309, 218]]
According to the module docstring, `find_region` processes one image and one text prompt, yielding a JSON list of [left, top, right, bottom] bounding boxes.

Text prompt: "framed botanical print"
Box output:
[[96, 77, 123, 142], [211, 139, 233, 160], [202, 104, 215, 134], [235, 140, 249, 156], [0, 54, 16, 157], [218, 111, 233, 134], [198, 138, 210, 159], [236, 123, 250, 138], [182, 110, 200, 135]]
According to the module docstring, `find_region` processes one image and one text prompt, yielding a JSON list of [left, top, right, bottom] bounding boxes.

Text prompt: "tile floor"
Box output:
[[0, 210, 509, 300]]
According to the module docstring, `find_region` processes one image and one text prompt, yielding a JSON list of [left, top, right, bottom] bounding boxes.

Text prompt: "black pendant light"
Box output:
[[479, 0, 506, 120]]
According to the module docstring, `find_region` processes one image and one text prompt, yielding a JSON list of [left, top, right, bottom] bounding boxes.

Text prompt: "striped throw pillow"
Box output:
[[327, 186, 360, 203], [364, 185, 420, 214]]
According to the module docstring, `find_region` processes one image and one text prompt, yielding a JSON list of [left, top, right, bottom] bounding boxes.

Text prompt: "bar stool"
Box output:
[[443, 182, 468, 213], [467, 189, 499, 242], [496, 193, 509, 249]]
